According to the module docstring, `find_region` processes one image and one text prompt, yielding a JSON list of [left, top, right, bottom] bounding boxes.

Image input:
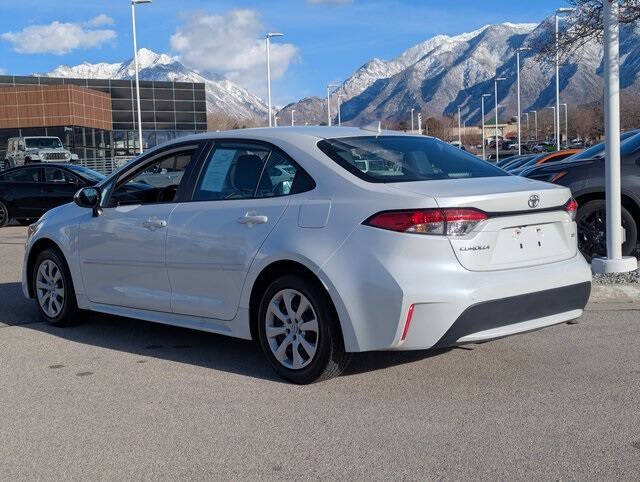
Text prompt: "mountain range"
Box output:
[[278, 17, 640, 126], [37, 17, 640, 129], [40, 48, 269, 122]]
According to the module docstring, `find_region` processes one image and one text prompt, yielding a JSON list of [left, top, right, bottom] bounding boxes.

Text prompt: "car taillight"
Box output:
[[364, 208, 487, 236], [565, 197, 578, 220]]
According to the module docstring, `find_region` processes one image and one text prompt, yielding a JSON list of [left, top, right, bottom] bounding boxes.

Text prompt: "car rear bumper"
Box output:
[[429, 281, 590, 349]]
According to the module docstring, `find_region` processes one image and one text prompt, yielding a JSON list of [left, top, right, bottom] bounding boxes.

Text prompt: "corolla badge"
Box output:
[[528, 194, 540, 209]]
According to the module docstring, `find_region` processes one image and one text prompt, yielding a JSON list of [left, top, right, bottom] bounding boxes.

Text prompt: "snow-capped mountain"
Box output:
[[41, 48, 269, 121], [279, 19, 640, 126]]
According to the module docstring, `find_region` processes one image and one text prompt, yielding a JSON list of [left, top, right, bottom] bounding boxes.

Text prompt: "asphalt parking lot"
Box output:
[[1, 226, 639, 479]]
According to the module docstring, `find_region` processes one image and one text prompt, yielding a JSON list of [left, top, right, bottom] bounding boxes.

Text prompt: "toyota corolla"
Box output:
[[22, 127, 592, 384]]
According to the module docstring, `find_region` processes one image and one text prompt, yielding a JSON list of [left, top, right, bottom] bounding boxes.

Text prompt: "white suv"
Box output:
[[4, 137, 78, 169]]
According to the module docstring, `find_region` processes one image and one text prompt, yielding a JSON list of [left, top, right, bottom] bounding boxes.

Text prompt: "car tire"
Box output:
[[0, 200, 9, 228], [32, 248, 85, 327], [576, 200, 637, 261], [257, 274, 352, 384]]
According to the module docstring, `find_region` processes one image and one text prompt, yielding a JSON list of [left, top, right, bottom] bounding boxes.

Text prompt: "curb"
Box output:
[[589, 283, 640, 304]]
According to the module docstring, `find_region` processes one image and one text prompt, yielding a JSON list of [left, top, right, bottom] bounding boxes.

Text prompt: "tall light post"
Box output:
[[327, 83, 339, 126], [274, 116, 279, 127], [417, 113, 422, 134], [410, 108, 415, 134], [593, 0, 637, 274], [481, 93, 491, 161], [336, 93, 342, 127], [561, 103, 568, 145], [265, 32, 283, 128], [555, 8, 575, 151], [524, 112, 530, 140], [131, 0, 152, 154], [529, 110, 538, 141], [494, 77, 506, 162], [516, 47, 530, 155], [291, 109, 295, 127], [457, 106, 462, 145], [547, 106, 556, 143]]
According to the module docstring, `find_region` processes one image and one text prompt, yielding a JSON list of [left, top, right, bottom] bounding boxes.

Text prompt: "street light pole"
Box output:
[[458, 106, 462, 146], [410, 108, 414, 134], [131, 0, 152, 154], [494, 77, 506, 162], [336, 93, 341, 127], [524, 112, 530, 140], [547, 106, 556, 144], [592, 0, 637, 274], [481, 93, 490, 161], [555, 8, 575, 151], [516, 47, 530, 155], [417, 113, 422, 134], [561, 103, 568, 145], [291, 109, 295, 127], [265, 32, 283, 128], [327, 83, 339, 126], [529, 110, 538, 141]]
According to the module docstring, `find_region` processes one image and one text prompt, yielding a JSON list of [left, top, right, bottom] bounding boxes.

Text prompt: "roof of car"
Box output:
[[174, 126, 424, 143]]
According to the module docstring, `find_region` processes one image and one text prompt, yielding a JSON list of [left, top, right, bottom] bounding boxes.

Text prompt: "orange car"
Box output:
[[533, 149, 582, 165]]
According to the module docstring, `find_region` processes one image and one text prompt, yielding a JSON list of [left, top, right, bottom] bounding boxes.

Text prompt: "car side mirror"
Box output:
[[74, 186, 102, 217]]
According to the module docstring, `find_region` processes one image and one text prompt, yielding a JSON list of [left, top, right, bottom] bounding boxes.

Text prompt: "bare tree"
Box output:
[[534, 1, 640, 62]]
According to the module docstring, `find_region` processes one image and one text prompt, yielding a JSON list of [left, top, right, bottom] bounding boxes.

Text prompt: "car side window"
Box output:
[[108, 147, 198, 207], [1, 168, 40, 182], [255, 150, 315, 198], [44, 168, 80, 184], [193, 143, 270, 201]]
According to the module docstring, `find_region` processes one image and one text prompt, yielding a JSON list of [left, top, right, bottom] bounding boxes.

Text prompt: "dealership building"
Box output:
[[0, 75, 208, 162]]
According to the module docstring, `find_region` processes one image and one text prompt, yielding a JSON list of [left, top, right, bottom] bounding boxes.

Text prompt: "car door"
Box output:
[[166, 142, 311, 320], [0, 167, 43, 218], [77, 143, 203, 312], [41, 167, 84, 211]]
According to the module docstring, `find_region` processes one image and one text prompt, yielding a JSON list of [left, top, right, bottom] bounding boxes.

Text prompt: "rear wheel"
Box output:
[[32, 248, 84, 326], [257, 274, 351, 384], [0, 201, 9, 227], [576, 200, 637, 261]]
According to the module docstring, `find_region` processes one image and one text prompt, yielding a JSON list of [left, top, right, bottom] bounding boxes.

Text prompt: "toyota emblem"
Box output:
[[528, 194, 540, 209]]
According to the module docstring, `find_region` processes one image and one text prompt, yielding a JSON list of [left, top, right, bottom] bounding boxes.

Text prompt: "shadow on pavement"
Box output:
[[2, 281, 452, 381]]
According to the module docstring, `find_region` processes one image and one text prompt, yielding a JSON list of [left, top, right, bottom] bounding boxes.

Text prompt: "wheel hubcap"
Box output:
[[265, 289, 319, 370], [0, 204, 6, 225], [36, 259, 65, 318]]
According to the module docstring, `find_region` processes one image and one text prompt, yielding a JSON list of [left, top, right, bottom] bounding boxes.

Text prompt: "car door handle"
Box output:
[[237, 212, 268, 226], [142, 218, 167, 230]]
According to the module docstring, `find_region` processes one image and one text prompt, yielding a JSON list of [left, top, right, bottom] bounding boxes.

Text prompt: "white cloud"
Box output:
[[0, 68, 5, 75], [170, 9, 298, 97], [87, 14, 114, 27], [1, 18, 116, 55]]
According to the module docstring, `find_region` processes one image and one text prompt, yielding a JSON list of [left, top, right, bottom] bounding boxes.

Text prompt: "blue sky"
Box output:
[[0, 0, 567, 104]]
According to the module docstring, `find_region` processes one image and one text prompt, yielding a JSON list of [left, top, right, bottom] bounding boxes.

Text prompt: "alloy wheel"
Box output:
[[577, 207, 631, 259], [0, 202, 8, 227], [265, 288, 319, 370], [36, 259, 65, 318]]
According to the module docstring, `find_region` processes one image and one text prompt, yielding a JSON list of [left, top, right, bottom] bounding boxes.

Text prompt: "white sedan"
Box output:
[[22, 127, 592, 384]]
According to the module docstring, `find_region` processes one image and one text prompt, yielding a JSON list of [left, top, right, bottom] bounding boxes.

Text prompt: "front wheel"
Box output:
[[0, 201, 9, 227], [32, 248, 85, 326], [257, 274, 351, 384], [576, 200, 637, 261]]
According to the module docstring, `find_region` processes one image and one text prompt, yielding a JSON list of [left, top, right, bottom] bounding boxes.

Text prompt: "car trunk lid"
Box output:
[[385, 176, 577, 271]]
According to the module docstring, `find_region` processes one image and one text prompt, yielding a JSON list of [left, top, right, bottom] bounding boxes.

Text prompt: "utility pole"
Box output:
[[265, 32, 284, 128], [494, 77, 506, 162], [529, 110, 538, 141], [561, 103, 568, 145], [458, 106, 462, 146], [410, 108, 415, 134], [291, 109, 295, 127]]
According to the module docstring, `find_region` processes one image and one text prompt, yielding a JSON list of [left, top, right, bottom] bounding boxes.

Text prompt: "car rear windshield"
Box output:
[[317, 136, 506, 183]]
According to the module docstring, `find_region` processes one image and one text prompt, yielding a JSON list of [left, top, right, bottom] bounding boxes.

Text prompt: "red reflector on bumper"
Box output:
[[402, 304, 415, 341]]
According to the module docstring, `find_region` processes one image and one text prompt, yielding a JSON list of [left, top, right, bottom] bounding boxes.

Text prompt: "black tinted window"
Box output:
[[1, 168, 40, 182], [318, 136, 506, 183]]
